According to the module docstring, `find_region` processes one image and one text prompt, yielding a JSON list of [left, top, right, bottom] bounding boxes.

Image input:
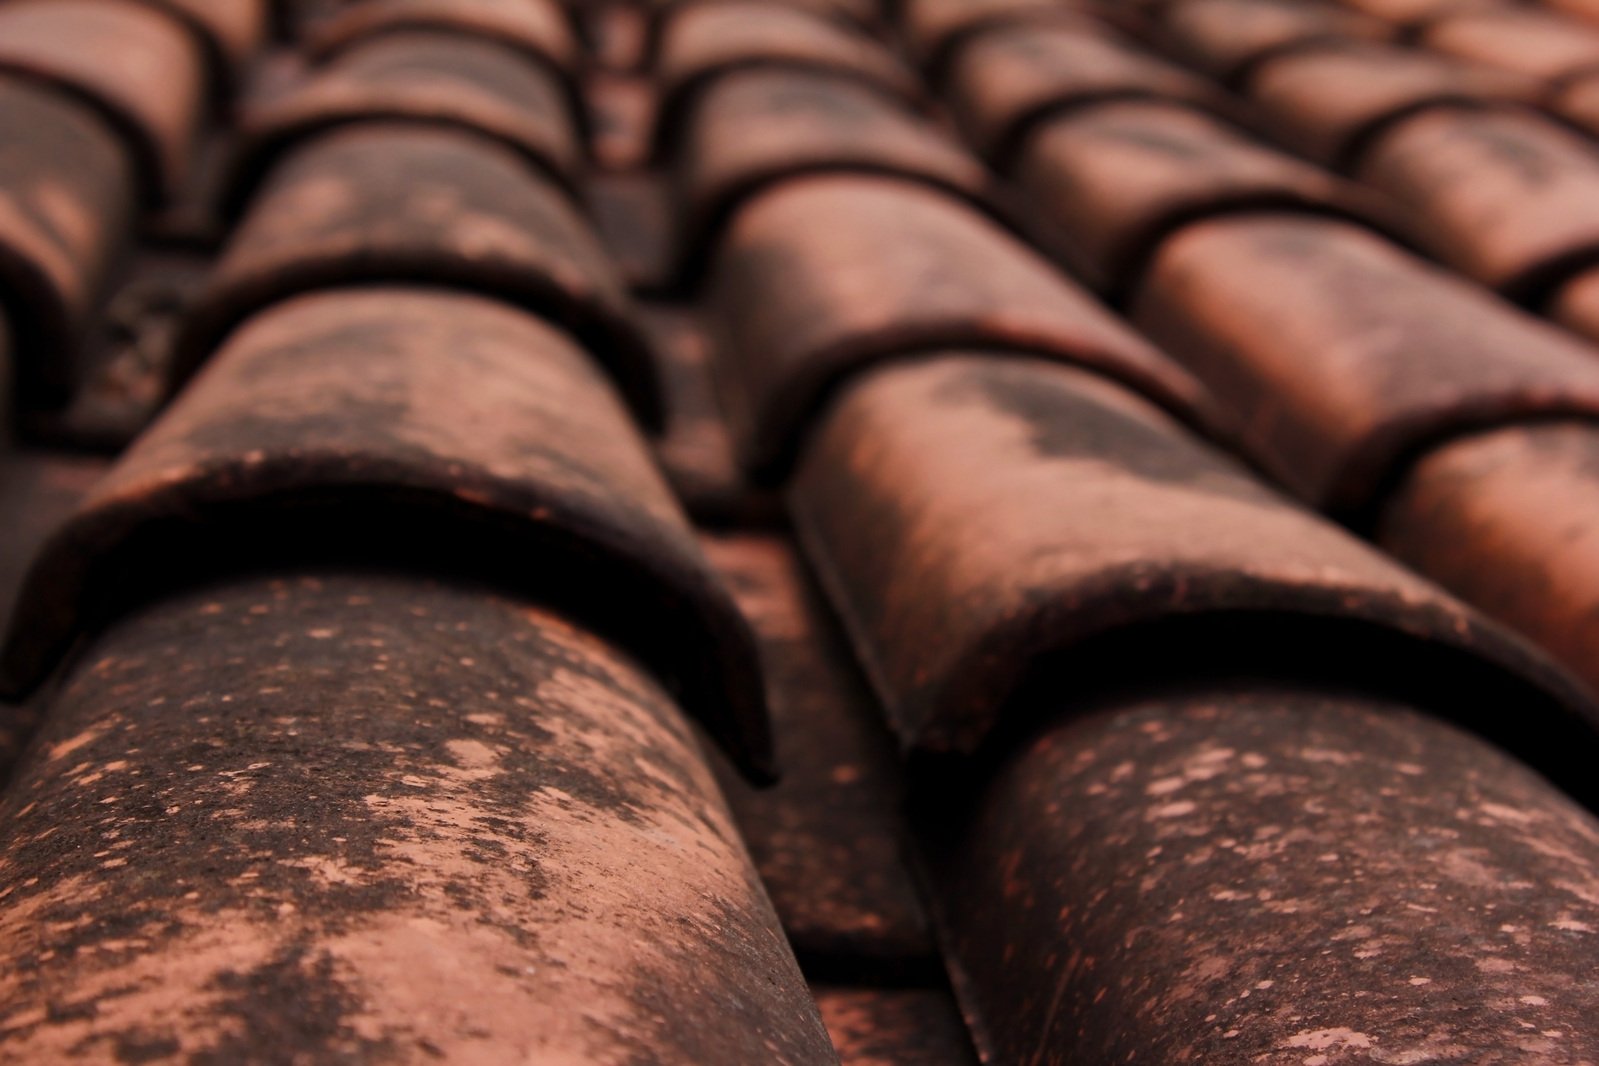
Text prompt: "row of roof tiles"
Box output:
[[4, 0, 1599, 1061]]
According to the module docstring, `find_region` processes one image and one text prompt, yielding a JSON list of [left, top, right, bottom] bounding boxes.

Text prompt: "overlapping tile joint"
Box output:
[[4, 0, 1599, 1060]]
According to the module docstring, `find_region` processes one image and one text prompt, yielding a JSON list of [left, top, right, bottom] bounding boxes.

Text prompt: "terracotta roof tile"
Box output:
[[129, 0, 268, 99], [1552, 68, 1599, 140], [1420, 6, 1599, 86], [177, 124, 661, 426], [928, 674, 1599, 1062], [9, 0, 1599, 1057], [1247, 40, 1528, 167], [1131, 213, 1599, 515], [1547, 0, 1599, 30], [1358, 104, 1599, 301], [1382, 422, 1599, 700], [230, 30, 583, 214], [787, 353, 1599, 790], [0, 570, 827, 1061], [0, 0, 206, 203], [1011, 98, 1395, 298], [1333, 0, 1496, 27], [945, 19, 1235, 166], [303, 0, 580, 76], [653, 0, 920, 151], [1157, 0, 1390, 87], [706, 174, 1208, 476], [3, 287, 771, 778], [900, 0, 1113, 79], [1553, 261, 1599, 342], [0, 449, 110, 686], [0, 76, 136, 406], [670, 67, 991, 282]]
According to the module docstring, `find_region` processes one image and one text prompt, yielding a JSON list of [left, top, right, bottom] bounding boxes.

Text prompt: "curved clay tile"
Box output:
[[1554, 262, 1599, 342], [1553, 69, 1599, 142], [654, 1, 921, 156], [1013, 100, 1396, 298], [229, 31, 582, 215], [671, 68, 992, 285], [0, 571, 826, 1060], [1549, 0, 1599, 31], [706, 173, 1208, 478], [1336, 0, 1496, 27], [3, 287, 770, 778], [0, 0, 204, 203], [645, 0, 889, 40], [1248, 40, 1530, 168], [928, 675, 1599, 1062], [176, 124, 659, 428], [127, 0, 268, 98], [1382, 422, 1599, 700], [787, 353, 1599, 798], [305, 0, 579, 75], [702, 534, 934, 973], [1359, 105, 1599, 301], [0, 77, 136, 406], [1131, 213, 1599, 515], [1158, 0, 1389, 87], [900, 0, 1111, 79], [945, 20, 1235, 167], [1421, 7, 1599, 86]]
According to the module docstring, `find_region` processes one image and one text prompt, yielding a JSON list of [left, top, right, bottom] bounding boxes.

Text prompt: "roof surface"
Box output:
[[3, 0, 1599, 1061]]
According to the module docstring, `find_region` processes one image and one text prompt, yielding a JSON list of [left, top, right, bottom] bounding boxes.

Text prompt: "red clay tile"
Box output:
[[176, 124, 660, 427], [0, 449, 110, 669], [945, 20, 1235, 166], [1421, 6, 1599, 85], [0, 451, 107, 784], [929, 675, 1599, 1063], [1552, 67, 1599, 142], [229, 31, 582, 214], [1131, 213, 1599, 515], [1012, 99, 1395, 298], [1358, 105, 1599, 300], [652, 0, 886, 38], [1158, 0, 1389, 87], [1380, 422, 1599, 700], [44, 247, 212, 450], [814, 987, 978, 1065], [654, 1, 920, 154], [703, 535, 934, 973], [131, 0, 268, 98], [706, 174, 1207, 477], [0, 570, 828, 1061], [0, 0, 205, 203], [899, 0, 1111, 79], [305, 0, 579, 77], [1553, 263, 1599, 342], [1336, 0, 1496, 26], [4, 287, 771, 778], [1249, 40, 1528, 168], [0, 77, 136, 407], [1548, 0, 1599, 30], [787, 354, 1597, 774], [672, 68, 991, 283]]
